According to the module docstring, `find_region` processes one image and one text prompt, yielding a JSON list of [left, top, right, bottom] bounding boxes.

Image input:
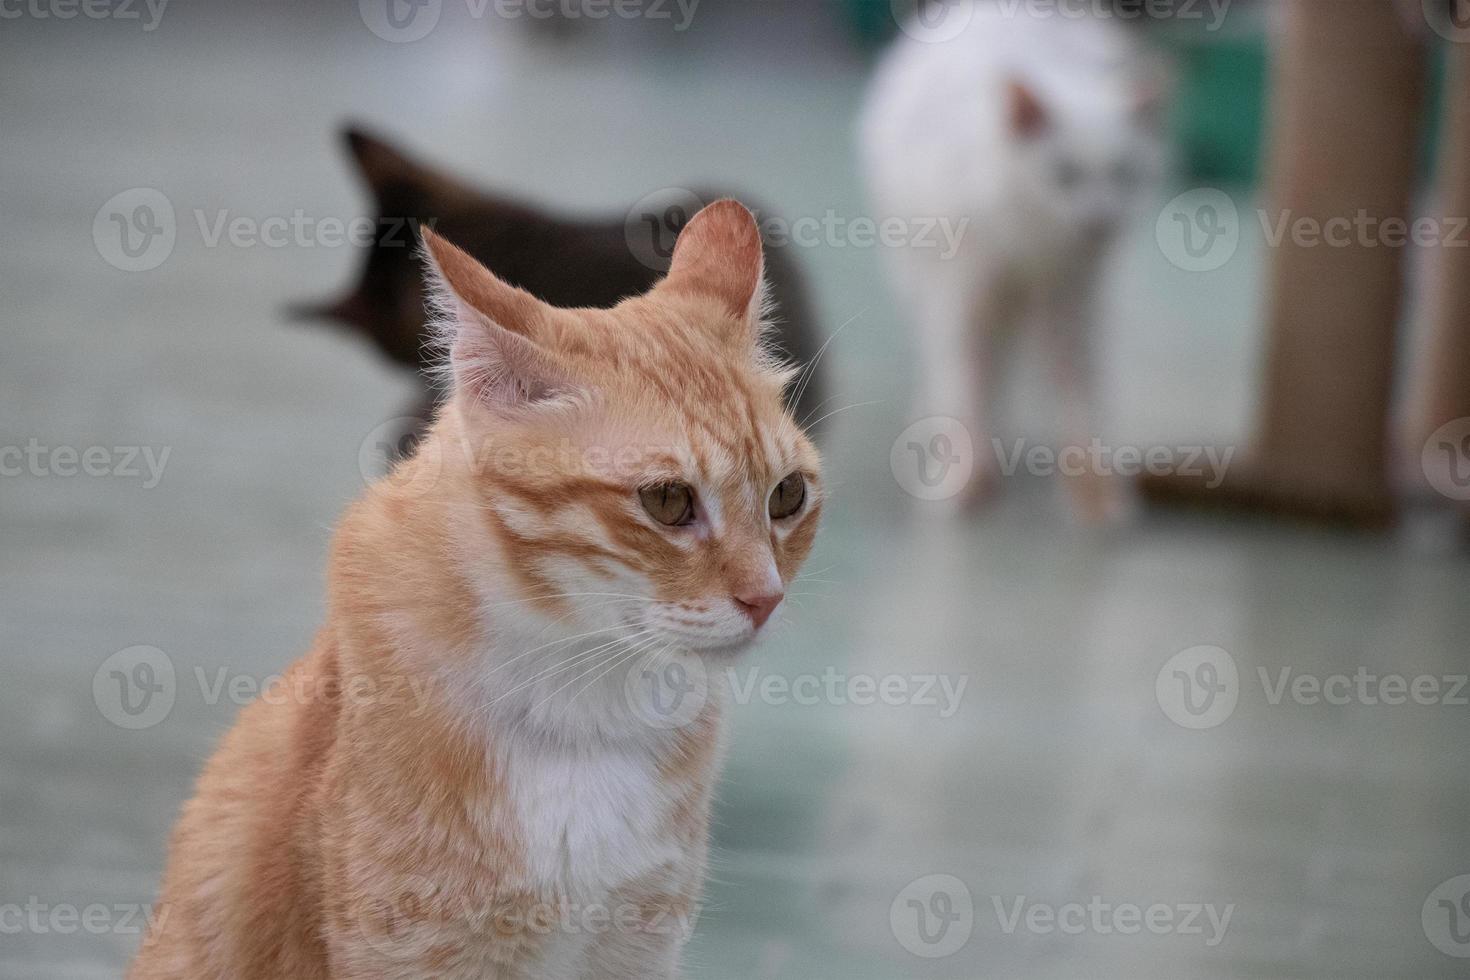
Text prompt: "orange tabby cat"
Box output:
[[129, 201, 823, 979]]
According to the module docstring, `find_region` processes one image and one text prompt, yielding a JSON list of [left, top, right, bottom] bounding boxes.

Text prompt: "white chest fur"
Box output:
[[504, 738, 688, 901]]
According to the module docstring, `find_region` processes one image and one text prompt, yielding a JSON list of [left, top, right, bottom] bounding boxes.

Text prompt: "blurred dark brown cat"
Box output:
[[295, 126, 827, 435]]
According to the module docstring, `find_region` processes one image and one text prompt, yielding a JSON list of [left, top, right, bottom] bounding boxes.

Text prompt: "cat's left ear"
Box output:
[[1006, 79, 1048, 139], [661, 199, 766, 341]]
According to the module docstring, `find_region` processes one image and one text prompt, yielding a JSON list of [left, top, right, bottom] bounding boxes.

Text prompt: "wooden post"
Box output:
[[1142, 0, 1427, 526], [1409, 39, 1470, 475]]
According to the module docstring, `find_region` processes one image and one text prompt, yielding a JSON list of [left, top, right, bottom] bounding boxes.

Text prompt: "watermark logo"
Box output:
[[625, 650, 709, 730], [992, 438, 1234, 487], [362, 0, 699, 43], [1160, 192, 1470, 269], [891, 874, 973, 958], [1156, 188, 1239, 272], [93, 188, 175, 272], [1422, 418, 1470, 502], [94, 190, 429, 271], [0, 0, 170, 31], [355, 873, 441, 958], [893, 0, 975, 42], [0, 439, 170, 487], [360, 0, 442, 41], [353, 872, 696, 955], [992, 895, 1233, 946], [993, 0, 1233, 30], [891, 417, 975, 501], [359, 416, 442, 494], [1159, 654, 1467, 724], [94, 649, 438, 731], [1156, 645, 1238, 730], [93, 645, 176, 729], [727, 667, 967, 718], [1423, 874, 1470, 958], [358, 423, 686, 496], [1258, 666, 1467, 707], [193, 210, 424, 250], [625, 187, 971, 271], [495, 0, 699, 31], [1423, 0, 1470, 42], [0, 897, 170, 936], [1259, 210, 1469, 250], [625, 187, 707, 273]]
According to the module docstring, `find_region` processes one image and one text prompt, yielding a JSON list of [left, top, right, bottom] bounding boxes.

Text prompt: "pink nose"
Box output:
[[734, 591, 783, 629]]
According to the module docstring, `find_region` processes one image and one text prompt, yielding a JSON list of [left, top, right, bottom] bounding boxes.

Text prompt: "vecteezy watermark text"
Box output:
[[991, 895, 1233, 947], [727, 666, 967, 718], [995, 0, 1232, 29], [92, 187, 431, 272], [93, 646, 437, 730], [888, 874, 1233, 959], [358, 418, 689, 494], [359, 0, 700, 43], [1158, 188, 1470, 273], [0, 0, 168, 30], [354, 876, 697, 959], [894, 0, 1233, 44], [1157, 646, 1470, 730], [992, 438, 1234, 488], [889, 421, 1237, 502], [1, 439, 169, 488], [625, 188, 969, 272], [626, 657, 970, 731], [0, 898, 169, 936]]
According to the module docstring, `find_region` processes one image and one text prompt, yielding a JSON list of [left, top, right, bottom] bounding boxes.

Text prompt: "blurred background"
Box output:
[[4, 0, 1470, 977]]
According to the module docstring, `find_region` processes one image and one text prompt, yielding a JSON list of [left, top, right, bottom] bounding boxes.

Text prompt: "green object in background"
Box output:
[[844, 0, 899, 45], [1166, 36, 1445, 186], [1169, 38, 1268, 185]]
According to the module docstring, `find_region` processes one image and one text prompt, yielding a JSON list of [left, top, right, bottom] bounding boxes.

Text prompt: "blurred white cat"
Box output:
[[861, 0, 1167, 522]]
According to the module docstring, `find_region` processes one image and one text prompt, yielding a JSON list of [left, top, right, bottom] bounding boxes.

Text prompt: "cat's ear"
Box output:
[[661, 200, 766, 336], [1133, 79, 1169, 129], [420, 227, 572, 410], [1006, 79, 1048, 139], [343, 126, 426, 198]]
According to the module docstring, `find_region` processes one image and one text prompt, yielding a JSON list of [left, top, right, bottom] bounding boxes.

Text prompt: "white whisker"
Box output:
[[789, 308, 866, 426], [479, 628, 655, 711], [542, 634, 665, 721], [803, 398, 888, 431], [481, 620, 652, 682]]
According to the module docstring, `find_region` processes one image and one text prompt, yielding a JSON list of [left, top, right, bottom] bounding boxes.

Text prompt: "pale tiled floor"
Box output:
[[3, 3, 1469, 978]]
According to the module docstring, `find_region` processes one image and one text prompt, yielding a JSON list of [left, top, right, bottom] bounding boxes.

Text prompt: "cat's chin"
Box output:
[[694, 637, 758, 658], [660, 631, 760, 658]]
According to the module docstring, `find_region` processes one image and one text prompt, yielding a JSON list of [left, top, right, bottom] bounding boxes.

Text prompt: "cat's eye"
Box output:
[[768, 473, 806, 521], [640, 482, 696, 527]]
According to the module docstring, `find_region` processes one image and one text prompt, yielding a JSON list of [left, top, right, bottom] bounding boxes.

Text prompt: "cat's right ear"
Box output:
[[420, 228, 572, 411], [1006, 79, 1048, 139], [661, 200, 766, 339]]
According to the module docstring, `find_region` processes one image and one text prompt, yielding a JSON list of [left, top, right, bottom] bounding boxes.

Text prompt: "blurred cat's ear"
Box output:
[[343, 126, 425, 197], [662, 200, 766, 337], [420, 228, 572, 410], [1006, 79, 1048, 138], [1133, 79, 1169, 129]]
